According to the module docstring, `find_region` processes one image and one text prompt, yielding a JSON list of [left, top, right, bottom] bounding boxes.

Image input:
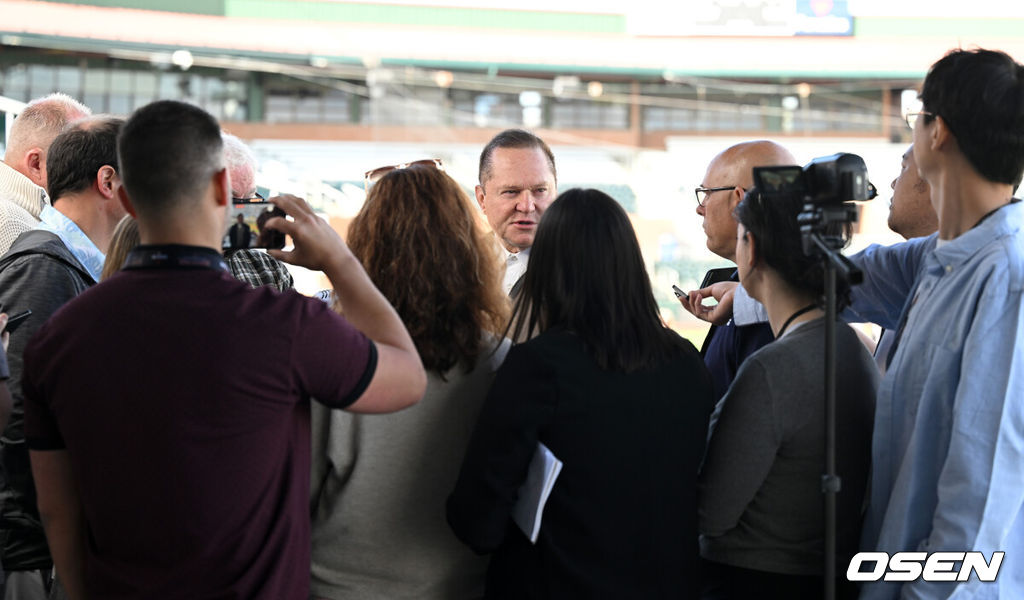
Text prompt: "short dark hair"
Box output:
[[118, 100, 224, 217], [478, 129, 556, 185], [508, 188, 685, 372], [46, 116, 124, 203], [734, 188, 853, 309], [920, 48, 1024, 185]]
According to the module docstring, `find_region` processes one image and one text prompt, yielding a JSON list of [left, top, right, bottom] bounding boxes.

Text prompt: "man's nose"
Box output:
[[696, 202, 705, 217], [890, 177, 897, 191], [517, 192, 537, 213]]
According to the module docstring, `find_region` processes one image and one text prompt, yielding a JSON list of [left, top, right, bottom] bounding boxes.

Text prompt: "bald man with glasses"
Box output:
[[684, 140, 797, 400]]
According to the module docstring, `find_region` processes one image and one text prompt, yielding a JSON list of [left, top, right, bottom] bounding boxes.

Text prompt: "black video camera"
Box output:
[[752, 152, 876, 205], [752, 153, 876, 279]]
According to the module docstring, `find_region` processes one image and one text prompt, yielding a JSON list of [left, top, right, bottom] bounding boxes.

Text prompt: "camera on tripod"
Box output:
[[753, 153, 877, 271], [752, 152, 876, 206]]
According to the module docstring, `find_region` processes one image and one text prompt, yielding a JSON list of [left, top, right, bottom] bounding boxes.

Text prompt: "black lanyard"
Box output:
[[777, 303, 818, 338]]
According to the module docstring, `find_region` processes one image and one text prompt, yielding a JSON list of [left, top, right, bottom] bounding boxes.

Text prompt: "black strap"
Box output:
[[776, 303, 818, 339], [509, 273, 525, 301]]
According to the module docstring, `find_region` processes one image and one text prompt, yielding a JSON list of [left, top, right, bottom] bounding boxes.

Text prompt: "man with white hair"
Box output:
[[0, 94, 91, 254], [221, 132, 294, 292]]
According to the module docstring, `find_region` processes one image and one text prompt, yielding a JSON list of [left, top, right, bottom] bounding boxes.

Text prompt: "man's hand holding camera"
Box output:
[[264, 194, 356, 275]]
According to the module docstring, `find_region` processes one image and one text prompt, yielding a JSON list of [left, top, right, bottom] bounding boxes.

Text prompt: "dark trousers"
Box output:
[[700, 558, 859, 600]]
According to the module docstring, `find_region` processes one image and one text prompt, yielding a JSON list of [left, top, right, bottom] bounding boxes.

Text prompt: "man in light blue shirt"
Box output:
[[854, 48, 1024, 600], [698, 49, 1024, 599], [0, 115, 126, 597]]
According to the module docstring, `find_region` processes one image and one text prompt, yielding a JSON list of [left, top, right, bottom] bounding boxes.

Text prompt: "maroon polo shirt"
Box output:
[[23, 246, 375, 599]]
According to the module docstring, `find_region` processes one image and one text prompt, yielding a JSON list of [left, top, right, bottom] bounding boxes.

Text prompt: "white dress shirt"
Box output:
[[502, 247, 529, 296]]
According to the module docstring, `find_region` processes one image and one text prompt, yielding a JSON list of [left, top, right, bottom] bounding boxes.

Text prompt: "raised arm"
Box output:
[[688, 236, 936, 330], [267, 194, 426, 413], [841, 235, 935, 329]]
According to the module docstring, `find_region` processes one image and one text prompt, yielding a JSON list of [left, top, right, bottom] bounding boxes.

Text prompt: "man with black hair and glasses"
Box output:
[[681, 51, 1024, 599], [850, 48, 1024, 600], [681, 140, 796, 400]]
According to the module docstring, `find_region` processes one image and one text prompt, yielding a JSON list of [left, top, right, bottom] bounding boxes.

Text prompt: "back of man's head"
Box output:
[[4, 93, 91, 185], [46, 116, 124, 204], [118, 100, 224, 219], [920, 48, 1024, 186], [221, 132, 257, 198], [478, 129, 557, 185], [717, 140, 797, 189]]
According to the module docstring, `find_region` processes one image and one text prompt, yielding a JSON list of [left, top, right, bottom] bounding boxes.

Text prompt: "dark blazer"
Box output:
[[447, 328, 714, 599], [700, 270, 775, 401]]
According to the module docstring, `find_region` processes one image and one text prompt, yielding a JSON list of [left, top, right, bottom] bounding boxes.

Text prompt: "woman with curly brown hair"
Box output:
[[309, 161, 510, 600]]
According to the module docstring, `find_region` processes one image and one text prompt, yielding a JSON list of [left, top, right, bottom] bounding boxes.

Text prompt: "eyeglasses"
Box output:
[[904, 111, 935, 129], [364, 159, 444, 188], [232, 191, 265, 203], [694, 185, 740, 208]]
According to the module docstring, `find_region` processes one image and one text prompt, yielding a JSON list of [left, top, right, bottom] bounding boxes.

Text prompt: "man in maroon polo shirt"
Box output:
[[21, 100, 426, 600]]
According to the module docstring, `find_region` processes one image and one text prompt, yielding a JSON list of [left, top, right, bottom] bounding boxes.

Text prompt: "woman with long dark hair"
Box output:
[[447, 188, 714, 599], [309, 162, 510, 600], [697, 188, 877, 599]]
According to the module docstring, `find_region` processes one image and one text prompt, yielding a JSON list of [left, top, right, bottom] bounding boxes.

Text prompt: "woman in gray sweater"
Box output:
[[698, 188, 877, 599], [309, 162, 510, 600]]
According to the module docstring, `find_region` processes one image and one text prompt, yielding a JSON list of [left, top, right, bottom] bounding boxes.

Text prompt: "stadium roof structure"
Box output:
[[3, 0, 1024, 80]]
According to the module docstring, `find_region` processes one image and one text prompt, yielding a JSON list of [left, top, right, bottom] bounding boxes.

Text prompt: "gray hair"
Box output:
[[5, 93, 92, 160]]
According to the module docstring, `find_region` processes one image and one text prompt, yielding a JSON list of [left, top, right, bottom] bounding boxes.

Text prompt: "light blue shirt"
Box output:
[[35, 204, 105, 283], [852, 202, 1024, 600]]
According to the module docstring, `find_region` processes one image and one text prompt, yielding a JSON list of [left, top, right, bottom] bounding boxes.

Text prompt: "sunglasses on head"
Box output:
[[364, 159, 444, 188]]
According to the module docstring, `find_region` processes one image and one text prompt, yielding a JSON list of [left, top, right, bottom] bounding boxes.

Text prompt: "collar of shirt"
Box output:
[[505, 246, 530, 263], [123, 244, 229, 271], [0, 161, 47, 218], [35, 204, 105, 282], [502, 246, 530, 295], [928, 199, 1022, 273]]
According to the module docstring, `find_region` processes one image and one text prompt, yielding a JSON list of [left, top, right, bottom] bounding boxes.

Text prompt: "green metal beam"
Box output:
[[43, 0, 225, 15], [225, 0, 624, 33]]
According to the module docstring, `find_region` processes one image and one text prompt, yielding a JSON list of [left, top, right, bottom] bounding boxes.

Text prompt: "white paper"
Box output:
[[511, 441, 563, 544]]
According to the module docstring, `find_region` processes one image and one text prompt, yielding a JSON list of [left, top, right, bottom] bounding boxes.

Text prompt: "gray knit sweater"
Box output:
[[309, 335, 510, 600], [698, 317, 877, 576]]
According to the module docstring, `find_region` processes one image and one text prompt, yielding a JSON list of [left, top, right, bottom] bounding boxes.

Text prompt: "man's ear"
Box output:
[[746, 230, 759, 267], [95, 166, 117, 200], [117, 185, 137, 218], [474, 184, 486, 212], [729, 186, 745, 211], [213, 168, 230, 207], [23, 148, 46, 188], [931, 115, 953, 152]]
